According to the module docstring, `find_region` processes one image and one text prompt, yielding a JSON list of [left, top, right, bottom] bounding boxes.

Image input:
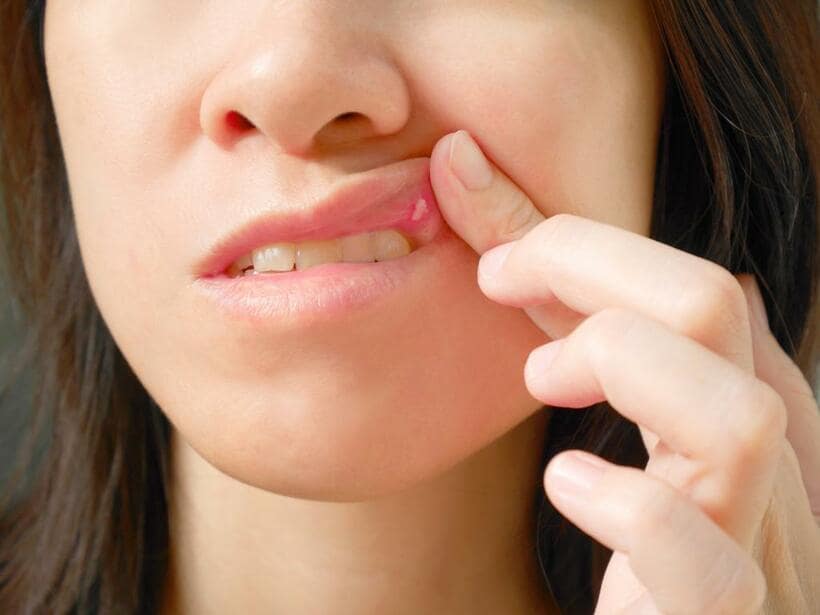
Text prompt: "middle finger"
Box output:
[[479, 213, 755, 373]]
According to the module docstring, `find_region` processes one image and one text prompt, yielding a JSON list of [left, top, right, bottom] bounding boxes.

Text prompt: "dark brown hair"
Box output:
[[1, 1, 817, 613]]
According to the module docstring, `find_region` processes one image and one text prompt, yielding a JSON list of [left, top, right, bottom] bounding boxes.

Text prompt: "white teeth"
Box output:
[[372, 230, 411, 261], [233, 229, 415, 276], [252, 243, 296, 272], [296, 239, 342, 271], [339, 232, 376, 263]]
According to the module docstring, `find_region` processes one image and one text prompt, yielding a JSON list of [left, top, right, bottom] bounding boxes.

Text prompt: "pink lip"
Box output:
[[195, 157, 444, 278]]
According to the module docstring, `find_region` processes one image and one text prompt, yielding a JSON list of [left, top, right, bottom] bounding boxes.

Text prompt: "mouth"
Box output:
[[195, 157, 444, 280], [190, 157, 455, 324]]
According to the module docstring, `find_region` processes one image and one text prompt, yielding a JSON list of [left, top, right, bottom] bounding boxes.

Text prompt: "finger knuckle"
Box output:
[[577, 307, 641, 366], [631, 481, 680, 538], [496, 192, 543, 242], [728, 378, 788, 460], [675, 264, 748, 342]]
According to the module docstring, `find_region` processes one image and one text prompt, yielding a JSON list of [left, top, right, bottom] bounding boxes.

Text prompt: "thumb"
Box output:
[[430, 130, 546, 254]]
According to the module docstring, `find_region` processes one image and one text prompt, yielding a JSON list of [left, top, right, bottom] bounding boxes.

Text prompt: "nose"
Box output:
[[199, 7, 412, 156]]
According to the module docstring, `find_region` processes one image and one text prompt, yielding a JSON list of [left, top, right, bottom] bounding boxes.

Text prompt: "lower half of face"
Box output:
[[44, 0, 664, 500]]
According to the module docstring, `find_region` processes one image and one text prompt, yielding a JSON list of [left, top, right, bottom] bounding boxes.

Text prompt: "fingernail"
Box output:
[[448, 130, 494, 191], [747, 277, 771, 332], [546, 451, 607, 498], [478, 242, 515, 279]]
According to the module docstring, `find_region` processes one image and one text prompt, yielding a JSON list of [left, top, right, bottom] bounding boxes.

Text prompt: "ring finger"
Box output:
[[527, 306, 787, 545]]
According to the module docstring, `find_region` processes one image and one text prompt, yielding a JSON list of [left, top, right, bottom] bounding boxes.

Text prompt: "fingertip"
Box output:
[[528, 338, 565, 373], [477, 242, 515, 281], [523, 339, 566, 404], [430, 131, 458, 174], [543, 450, 609, 502]]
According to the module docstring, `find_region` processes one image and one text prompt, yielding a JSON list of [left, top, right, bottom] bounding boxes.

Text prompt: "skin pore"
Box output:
[[42, 1, 665, 613]]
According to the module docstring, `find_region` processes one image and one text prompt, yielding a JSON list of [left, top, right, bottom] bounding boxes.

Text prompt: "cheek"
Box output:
[[413, 13, 663, 235], [44, 4, 216, 337]]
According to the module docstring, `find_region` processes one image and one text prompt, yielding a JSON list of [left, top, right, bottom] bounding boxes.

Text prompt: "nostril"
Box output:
[[225, 110, 255, 132]]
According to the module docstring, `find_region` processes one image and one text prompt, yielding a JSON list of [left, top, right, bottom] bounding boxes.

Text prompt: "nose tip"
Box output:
[[198, 21, 412, 156]]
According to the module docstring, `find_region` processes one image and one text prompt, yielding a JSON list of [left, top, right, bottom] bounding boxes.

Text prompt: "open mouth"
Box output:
[[191, 157, 450, 323], [226, 225, 420, 278], [195, 156, 442, 281]]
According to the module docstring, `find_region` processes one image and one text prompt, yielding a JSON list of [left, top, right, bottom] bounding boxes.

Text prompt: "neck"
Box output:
[[158, 409, 558, 614]]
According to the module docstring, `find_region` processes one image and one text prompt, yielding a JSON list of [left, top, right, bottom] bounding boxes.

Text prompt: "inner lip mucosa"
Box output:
[[226, 227, 417, 278]]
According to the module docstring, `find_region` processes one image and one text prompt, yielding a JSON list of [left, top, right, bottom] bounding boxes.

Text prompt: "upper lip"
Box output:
[[194, 157, 440, 278]]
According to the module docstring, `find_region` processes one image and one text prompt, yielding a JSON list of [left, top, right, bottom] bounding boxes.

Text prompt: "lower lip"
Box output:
[[191, 227, 456, 326]]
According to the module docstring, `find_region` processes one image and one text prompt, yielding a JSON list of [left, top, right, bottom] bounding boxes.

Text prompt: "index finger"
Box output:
[[430, 129, 753, 373]]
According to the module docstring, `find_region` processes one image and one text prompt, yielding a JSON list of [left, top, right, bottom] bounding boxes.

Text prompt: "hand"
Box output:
[[430, 130, 820, 614]]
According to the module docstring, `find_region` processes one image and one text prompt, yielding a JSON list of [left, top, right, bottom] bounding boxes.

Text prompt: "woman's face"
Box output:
[[43, 1, 665, 500]]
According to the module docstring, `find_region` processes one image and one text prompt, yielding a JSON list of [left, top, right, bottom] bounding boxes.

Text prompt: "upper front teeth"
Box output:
[[227, 229, 414, 276]]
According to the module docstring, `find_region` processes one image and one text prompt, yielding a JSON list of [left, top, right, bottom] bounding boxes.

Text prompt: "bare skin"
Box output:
[[43, 1, 666, 612]]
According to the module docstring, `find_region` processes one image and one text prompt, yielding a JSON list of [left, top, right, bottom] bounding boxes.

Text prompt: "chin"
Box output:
[[162, 367, 541, 503]]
